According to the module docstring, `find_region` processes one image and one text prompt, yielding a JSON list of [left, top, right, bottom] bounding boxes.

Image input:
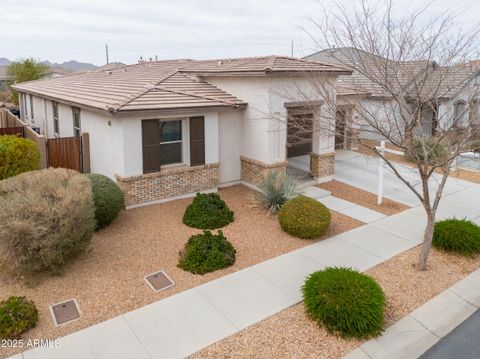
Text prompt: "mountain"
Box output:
[[0, 58, 11, 66], [41, 60, 96, 72]]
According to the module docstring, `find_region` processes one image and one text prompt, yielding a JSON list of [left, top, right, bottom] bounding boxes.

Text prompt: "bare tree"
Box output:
[[278, 0, 480, 269]]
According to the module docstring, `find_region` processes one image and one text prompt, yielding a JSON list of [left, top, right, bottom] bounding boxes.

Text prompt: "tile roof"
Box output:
[[12, 56, 350, 113], [306, 48, 479, 100]]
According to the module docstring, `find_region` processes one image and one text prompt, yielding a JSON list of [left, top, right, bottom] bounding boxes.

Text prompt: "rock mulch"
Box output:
[[0, 185, 362, 359], [318, 180, 410, 216], [190, 247, 480, 359]]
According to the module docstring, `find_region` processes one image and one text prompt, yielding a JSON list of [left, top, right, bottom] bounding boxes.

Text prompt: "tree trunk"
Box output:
[[418, 211, 435, 270]]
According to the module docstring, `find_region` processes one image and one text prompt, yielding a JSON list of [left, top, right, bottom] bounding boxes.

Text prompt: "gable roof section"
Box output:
[[12, 56, 349, 113]]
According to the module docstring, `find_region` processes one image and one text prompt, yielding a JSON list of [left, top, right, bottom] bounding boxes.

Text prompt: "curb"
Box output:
[[343, 268, 480, 359]]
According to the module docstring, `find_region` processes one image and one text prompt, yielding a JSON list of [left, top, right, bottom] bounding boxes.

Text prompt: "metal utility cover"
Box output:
[[50, 299, 80, 326], [144, 270, 175, 292]]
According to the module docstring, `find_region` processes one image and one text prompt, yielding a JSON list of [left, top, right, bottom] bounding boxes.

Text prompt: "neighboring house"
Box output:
[[305, 48, 480, 144], [0, 66, 12, 91], [12, 56, 350, 207]]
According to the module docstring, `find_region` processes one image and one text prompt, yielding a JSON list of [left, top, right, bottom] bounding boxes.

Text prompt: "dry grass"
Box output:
[[0, 185, 362, 359], [191, 247, 480, 359], [317, 180, 410, 216]]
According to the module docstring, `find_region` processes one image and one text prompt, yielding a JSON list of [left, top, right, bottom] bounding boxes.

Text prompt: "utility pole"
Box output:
[[291, 40, 294, 57], [105, 44, 109, 64]]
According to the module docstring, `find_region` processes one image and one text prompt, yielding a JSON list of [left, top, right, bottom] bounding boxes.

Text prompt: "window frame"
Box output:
[[52, 101, 60, 136], [453, 100, 468, 128], [159, 119, 183, 166], [72, 107, 81, 137], [23, 93, 28, 119]]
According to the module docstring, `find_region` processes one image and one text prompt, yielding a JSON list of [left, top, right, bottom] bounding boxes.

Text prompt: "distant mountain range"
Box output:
[[0, 58, 97, 71]]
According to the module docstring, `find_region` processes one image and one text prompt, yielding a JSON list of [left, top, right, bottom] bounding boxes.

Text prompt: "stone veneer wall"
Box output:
[[240, 156, 287, 185], [116, 163, 220, 207], [310, 152, 335, 178]]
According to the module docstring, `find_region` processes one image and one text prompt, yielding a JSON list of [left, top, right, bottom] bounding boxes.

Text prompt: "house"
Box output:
[[305, 48, 480, 144], [12, 56, 350, 207]]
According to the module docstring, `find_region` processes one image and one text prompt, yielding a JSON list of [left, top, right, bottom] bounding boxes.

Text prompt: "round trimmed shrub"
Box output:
[[302, 267, 385, 339], [87, 174, 124, 229], [178, 230, 236, 274], [0, 296, 38, 339], [0, 168, 95, 275], [433, 218, 480, 256], [278, 195, 331, 239], [182, 193, 234, 229], [0, 135, 40, 180]]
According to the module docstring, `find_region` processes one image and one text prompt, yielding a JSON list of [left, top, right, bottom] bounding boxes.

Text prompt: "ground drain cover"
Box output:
[[144, 270, 175, 292], [50, 299, 80, 326]]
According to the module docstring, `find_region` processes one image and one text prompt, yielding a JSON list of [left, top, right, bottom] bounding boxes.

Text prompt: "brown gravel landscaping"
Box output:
[[191, 246, 480, 359], [0, 184, 363, 359], [318, 180, 410, 216]]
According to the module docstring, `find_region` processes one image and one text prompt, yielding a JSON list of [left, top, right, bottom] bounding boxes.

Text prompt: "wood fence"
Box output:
[[47, 136, 82, 172], [0, 126, 24, 136]]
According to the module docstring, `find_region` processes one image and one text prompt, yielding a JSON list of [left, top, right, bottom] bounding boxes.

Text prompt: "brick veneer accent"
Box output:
[[240, 156, 287, 185], [116, 163, 220, 206], [310, 152, 335, 178]]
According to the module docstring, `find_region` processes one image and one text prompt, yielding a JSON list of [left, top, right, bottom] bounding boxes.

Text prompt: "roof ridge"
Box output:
[[109, 69, 179, 112], [266, 55, 276, 71]]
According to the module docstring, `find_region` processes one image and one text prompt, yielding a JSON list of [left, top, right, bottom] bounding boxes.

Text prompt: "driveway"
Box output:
[[334, 151, 475, 207]]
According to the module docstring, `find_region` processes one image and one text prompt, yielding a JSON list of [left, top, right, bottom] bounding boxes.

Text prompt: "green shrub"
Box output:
[[183, 193, 234, 229], [254, 170, 299, 214], [433, 218, 480, 256], [0, 168, 95, 275], [0, 296, 38, 339], [278, 195, 331, 239], [0, 135, 40, 180], [178, 230, 236, 274], [302, 267, 385, 339], [87, 174, 124, 229], [404, 136, 449, 166]]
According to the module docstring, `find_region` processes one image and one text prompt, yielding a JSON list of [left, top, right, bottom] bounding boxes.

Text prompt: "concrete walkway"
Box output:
[[14, 184, 480, 359], [344, 268, 480, 359], [301, 186, 386, 223]]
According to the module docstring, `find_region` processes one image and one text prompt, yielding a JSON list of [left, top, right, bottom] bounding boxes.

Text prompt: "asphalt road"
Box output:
[[420, 309, 480, 359]]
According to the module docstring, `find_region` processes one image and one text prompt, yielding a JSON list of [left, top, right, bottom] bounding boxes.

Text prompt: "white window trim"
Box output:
[[72, 107, 81, 137], [159, 119, 184, 166], [29, 94, 34, 122]]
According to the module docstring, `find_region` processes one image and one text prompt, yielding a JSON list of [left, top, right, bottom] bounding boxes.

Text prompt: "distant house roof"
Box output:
[[306, 47, 480, 100], [96, 62, 126, 71], [12, 56, 350, 113]]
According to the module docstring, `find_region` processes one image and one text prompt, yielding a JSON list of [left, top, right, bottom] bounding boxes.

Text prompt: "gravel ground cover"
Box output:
[[0, 185, 362, 359], [317, 180, 410, 216], [191, 246, 480, 359]]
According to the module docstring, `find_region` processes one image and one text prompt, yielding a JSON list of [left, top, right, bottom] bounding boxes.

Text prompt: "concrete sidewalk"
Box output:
[[14, 184, 480, 359]]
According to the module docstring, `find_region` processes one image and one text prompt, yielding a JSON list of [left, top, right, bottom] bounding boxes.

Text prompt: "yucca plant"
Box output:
[[254, 170, 299, 214]]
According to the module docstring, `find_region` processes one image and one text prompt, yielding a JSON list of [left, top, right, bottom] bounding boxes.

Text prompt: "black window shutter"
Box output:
[[142, 119, 161, 173], [190, 116, 205, 166]]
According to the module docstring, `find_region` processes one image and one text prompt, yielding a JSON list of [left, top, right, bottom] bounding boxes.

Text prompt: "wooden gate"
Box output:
[[47, 136, 83, 172]]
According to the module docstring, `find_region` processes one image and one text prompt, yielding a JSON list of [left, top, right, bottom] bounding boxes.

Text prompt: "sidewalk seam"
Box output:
[[447, 287, 480, 309], [121, 316, 154, 359], [410, 315, 442, 339]]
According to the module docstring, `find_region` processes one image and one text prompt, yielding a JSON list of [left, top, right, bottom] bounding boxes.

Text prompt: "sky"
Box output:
[[1, 0, 479, 65]]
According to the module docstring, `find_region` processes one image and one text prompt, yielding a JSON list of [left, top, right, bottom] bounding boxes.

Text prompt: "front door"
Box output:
[[335, 109, 346, 149], [287, 113, 313, 158]]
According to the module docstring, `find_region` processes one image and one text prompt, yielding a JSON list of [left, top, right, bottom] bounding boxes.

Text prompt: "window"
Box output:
[[470, 99, 479, 124], [29, 94, 34, 121], [72, 107, 81, 137], [453, 100, 467, 128], [52, 102, 59, 135], [159, 120, 182, 165]]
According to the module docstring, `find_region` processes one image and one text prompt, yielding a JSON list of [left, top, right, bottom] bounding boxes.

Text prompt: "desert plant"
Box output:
[[0, 296, 38, 339], [87, 174, 124, 229], [433, 218, 480, 256], [254, 170, 299, 214], [278, 195, 331, 239], [0, 168, 95, 275], [178, 230, 236, 274], [404, 136, 449, 166], [0, 135, 40, 180], [183, 193, 234, 229], [302, 267, 385, 339]]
